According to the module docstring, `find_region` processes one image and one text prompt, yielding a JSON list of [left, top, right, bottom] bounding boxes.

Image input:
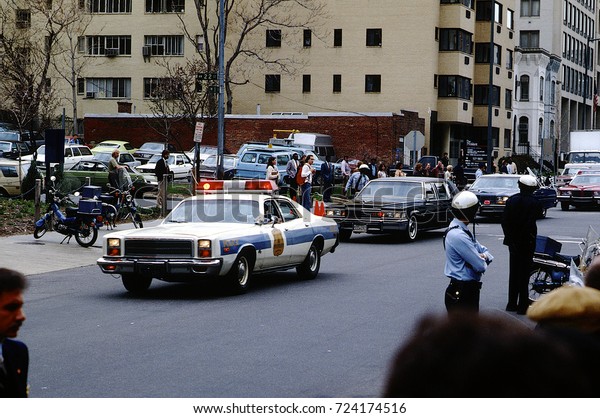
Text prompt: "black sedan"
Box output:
[[467, 174, 557, 218], [324, 177, 458, 242]]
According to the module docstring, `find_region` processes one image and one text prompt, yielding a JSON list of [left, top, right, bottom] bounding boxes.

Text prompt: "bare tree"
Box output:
[[183, 0, 328, 114], [0, 0, 81, 139], [145, 58, 213, 151], [50, 1, 93, 136]]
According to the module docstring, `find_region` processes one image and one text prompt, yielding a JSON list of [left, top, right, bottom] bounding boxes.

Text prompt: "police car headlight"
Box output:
[[107, 238, 121, 256], [496, 196, 509, 204], [198, 240, 211, 257]]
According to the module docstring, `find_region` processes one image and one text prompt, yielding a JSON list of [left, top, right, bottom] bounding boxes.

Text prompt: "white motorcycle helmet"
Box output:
[[518, 174, 538, 188], [451, 191, 480, 222]]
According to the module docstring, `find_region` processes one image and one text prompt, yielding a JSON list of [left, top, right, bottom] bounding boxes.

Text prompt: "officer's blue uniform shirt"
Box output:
[[444, 218, 493, 281]]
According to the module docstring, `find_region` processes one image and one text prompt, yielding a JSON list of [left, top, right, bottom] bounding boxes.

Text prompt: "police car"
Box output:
[[97, 180, 339, 294]]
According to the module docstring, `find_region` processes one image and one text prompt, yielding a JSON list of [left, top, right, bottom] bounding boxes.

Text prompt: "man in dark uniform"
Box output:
[[501, 175, 543, 314], [0, 268, 28, 398]]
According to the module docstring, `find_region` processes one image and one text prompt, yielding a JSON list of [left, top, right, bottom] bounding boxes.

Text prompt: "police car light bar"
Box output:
[[196, 179, 278, 193]]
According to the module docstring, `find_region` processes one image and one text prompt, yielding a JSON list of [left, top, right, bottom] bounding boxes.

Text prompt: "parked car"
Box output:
[[97, 179, 339, 294], [136, 152, 193, 181], [0, 141, 30, 159], [92, 150, 141, 169], [324, 177, 458, 242], [91, 140, 137, 155], [22, 144, 95, 170], [0, 131, 39, 156], [557, 173, 600, 211], [467, 174, 557, 217], [185, 145, 219, 163], [133, 142, 177, 164], [199, 154, 239, 179], [555, 164, 600, 188], [0, 159, 30, 196], [62, 160, 155, 193], [235, 148, 293, 186]]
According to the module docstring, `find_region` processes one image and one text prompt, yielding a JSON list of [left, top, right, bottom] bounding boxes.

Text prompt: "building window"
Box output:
[[86, 35, 132, 56], [518, 116, 529, 144], [266, 30, 282, 48], [475, 43, 501, 65], [366, 29, 382, 47], [520, 0, 540, 17], [143, 77, 182, 99], [144, 35, 184, 56], [505, 89, 512, 109], [77, 78, 85, 95], [145, 0, 185, 13], [540, 76, 544, 101], [196, 35, 204, 52], [494, 2, 502, 23], [302, 75, 311, 93], [86, 78, 131, 98], [365, 75, 381, 92], [506, 49, 513, 69], [520, 30, 540, 48], [438, 75, 472, 99], [475, 1, 492, 21], [265, 75, 281, 92], [15, 9, 31, 28], [551, 80, 556, 104], [439, 29, 473, 54], [441, 0, 474, 8], [333, 74, 342, 92], [520, 75, 530, 100], [88, 0, 132, 13], [507, 8, 514, 30], [334, 29, 342, 47], [474, 84, 500, 105], [303, 30, 312, 47], [504, 128, 512, 148]]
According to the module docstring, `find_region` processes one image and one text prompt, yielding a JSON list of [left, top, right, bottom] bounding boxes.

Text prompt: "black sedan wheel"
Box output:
[[402, 214, 418, 242]]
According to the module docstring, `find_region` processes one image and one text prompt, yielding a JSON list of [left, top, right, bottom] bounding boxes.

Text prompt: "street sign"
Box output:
[[193, 122, 205, 143], [405, 130, 425, 151], [197, 72, 218, 81]]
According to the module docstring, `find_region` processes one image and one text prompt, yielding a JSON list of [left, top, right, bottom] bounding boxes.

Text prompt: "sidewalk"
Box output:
[[0, 219, 162, 276]]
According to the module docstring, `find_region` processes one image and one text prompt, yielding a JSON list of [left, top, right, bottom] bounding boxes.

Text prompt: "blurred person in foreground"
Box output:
[[0, 268, 28, 398], [383, 312, 595, 397]]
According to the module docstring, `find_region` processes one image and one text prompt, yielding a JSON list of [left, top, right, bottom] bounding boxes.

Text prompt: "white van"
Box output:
[[0, 159, 30, 196], [269, 132, 336, 160]]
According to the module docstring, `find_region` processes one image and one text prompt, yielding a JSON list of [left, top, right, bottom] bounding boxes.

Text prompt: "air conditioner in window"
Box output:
[[86, 91, 96, 99], [105, 48, 118, 57], [142, 46, 151, 57]]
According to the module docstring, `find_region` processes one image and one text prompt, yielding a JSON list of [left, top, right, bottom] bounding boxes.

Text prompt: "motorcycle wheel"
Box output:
[[33, 225, 47, 239], [528, 267, 553, 302], [131, 209, 143, 229], [75, 223, 98, 247]]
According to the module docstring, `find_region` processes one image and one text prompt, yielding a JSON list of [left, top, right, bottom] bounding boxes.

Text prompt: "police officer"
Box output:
[[444, 191, 493, 312], [501, 175, 543, 314]]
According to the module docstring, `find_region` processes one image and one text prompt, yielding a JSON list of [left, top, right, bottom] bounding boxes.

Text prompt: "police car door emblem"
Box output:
[[272, 228, 284, 256]]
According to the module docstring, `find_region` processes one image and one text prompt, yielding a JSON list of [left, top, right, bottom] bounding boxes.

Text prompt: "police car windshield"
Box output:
[[165, 198, 260, 224], [358, 181, 424, 202]]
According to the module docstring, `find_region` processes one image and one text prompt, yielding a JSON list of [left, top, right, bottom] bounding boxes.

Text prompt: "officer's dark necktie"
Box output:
[[0, 353, 8, 395]]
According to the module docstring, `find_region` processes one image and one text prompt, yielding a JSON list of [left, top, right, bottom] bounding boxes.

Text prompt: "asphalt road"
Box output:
[[19, 207, 600, 398]]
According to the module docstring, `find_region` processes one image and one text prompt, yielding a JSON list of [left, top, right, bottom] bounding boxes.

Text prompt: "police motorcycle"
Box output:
[[528, 226, 600, 302], [33, 176, 101, 247], [99, 167, 143, 229]]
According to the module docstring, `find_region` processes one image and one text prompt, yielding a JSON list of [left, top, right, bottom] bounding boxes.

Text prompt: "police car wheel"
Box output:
[[122, 274, 152, 294], [227, 251, 253, 294], [296, 243, 321, 280], [403, 214, 418, 242]]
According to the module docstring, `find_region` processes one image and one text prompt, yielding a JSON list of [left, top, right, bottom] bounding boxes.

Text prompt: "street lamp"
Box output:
[[582, 36, 600, 129]]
